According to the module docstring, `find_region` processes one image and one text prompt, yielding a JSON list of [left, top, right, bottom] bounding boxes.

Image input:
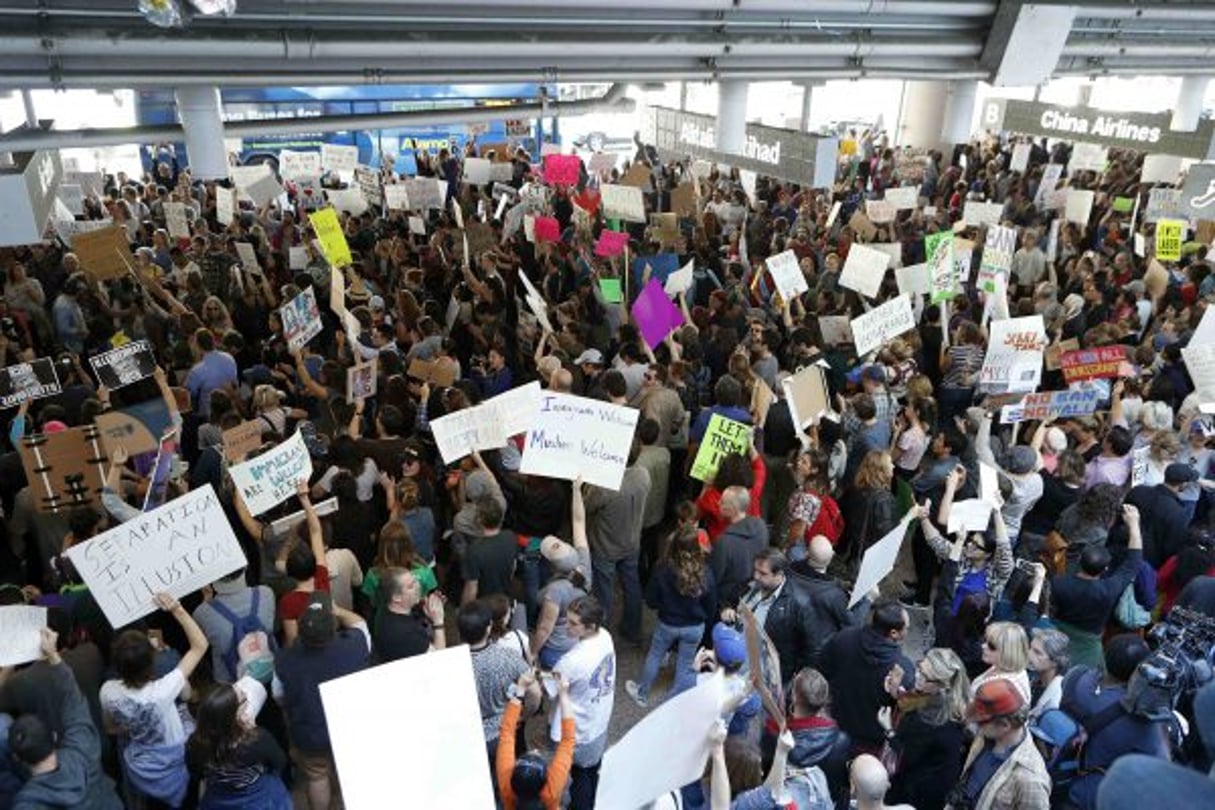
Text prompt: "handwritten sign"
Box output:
[[865, 199, 896, 224], [601, 184, 646, 223], [895, 263, 931, 296], [1182, 344, 1215, 413], [308, 207, 353, 268], [73, 224, 135, 281], [594, 229, 630, 258], [979, 224, 1017, 293], [851, 295, 916, 357], [280, 287, 322, 350], [885, 186, 918, 210], [926, 230, 955, 303], [64, 485, 244, 628], [430, 405, 508, 465], [485, 381, 543, 439], [980, 315, 1046, 394], [1156, 219, 1184, 262], [766, 249, 808, 301], [385, 184, 410, 211], [404, 178, 443, 210], [690, 414, 750, 481], [463, 157, 492, 186], [280, 149, 322, 180], [0, 358, 62, 408], [543, 154, 582, 186], [631, 278, 684, 350], [321, 144, 359, 174], [519, 393, 640, 490], [963, 201, 1004, 227], [228, 431, 313, 517], [347, 358, 378, 403], [1060, 346, 1129, 384], [1070, 142, 1108, 173], [0, 606, 47, 667], [89, 340, 156, 390], [840, 243, 890, 299], [223, 420, 265, 463], [164, 202, 191, 240]]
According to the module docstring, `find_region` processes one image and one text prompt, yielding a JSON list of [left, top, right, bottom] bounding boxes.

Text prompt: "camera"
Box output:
[[0, 317, 18, 341]]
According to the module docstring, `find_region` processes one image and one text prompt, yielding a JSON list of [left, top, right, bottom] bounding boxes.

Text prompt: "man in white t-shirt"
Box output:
[[551, 595, 616, 810]]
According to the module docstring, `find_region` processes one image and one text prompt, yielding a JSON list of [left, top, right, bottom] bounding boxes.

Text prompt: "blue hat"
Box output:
[[712, 622, 747, 667], [1029, 708, 1079, 747]]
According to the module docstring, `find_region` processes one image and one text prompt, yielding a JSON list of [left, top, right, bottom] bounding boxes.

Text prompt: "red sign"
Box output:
[[1060, 346, 1128, 384]]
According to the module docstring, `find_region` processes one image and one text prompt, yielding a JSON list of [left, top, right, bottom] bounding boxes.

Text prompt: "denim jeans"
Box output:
[[592, 553, 642, 643], [518, 551, 549, 629], [635, 621, 703, 700]]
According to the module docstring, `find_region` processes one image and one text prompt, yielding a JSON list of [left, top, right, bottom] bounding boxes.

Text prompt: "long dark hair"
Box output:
[[668, 527, 707, 598], [187, 684, 250, 769]]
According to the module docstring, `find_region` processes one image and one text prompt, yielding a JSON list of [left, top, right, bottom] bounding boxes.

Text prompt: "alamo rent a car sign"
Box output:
[[644, 106, 839, 189], [979, 98, 1215, 160]]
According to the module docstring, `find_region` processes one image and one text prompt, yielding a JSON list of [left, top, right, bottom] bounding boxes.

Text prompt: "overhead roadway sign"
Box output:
[[979, 98, 1215, 159], [644, 106, 838, 189]]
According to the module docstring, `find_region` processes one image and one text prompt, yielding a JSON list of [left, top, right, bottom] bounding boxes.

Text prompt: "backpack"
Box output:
[[209, 588, 277, 683], [1033, 668, 1129, 790], [782, 765, 833, 810]]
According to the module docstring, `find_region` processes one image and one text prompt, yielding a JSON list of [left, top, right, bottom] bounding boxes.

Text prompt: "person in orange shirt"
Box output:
[[497, 671, 575, 810]]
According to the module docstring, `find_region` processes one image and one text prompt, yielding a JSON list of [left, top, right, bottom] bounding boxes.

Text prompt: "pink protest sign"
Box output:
[[594, 230, 630, 257], [533, 216, 561, 243], [543, 154, 582, 186], [631, 278, 684, 349]]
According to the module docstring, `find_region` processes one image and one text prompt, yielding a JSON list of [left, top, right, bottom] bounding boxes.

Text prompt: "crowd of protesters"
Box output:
[[0, 117, 1214, 810]]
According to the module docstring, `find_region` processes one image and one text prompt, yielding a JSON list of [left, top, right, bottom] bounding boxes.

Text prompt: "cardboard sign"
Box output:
[[594, 229, 630, 258], [851, 295, 916, 357], [73, 224, 135, 281], [407, 357, 457, 388], [543, 154, 582, 186], [631, 278, 684, 350], [1060, 346, 1129, 384], [20, 425, 108, 513], [1045, 338, 1080, 372], [321, 144, 359, 174], [0, 358, 62, 408], [228, 431, 313, 517], [601, 184, 646, 223], [321, 646, 496, 810], [782, 364, 831, 429], [926, 230, 956, 303], [849, 514, 914, 608], [740, 603, 785, 726], [979, 315, 1046, 394], [848, 210, 878, 241], [429, 405, 507, 465], [89, 340, 155, 390], [280, 287, 323, 351], [0, 606, 47, 667], [308, 208, 353, 268], [840, 243, 890, 299], [670, 183, 698, 217], [618, 163, 652, 190], [1156, 219, 1185, 262], [222, 420, 265, 463], [519, 393, 640, 490], [347, 358, 378, 402], [690, 414, 750, 482], [94, 398, 174, 457], [64, 485, 243, 628]]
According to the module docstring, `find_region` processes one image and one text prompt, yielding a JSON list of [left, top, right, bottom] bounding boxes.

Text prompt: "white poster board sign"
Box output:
[[849, 514, 913, 607], [164, 202, 191, 240], [840, 243, 891, 299], [280, 287, 323, 350], [895, 263, 931, 296], [0, 606, 47, 667], [765, 249, 808, 300], [519, 393, 640, 490], [866, 199, 896, 224], [486, 381, 543, 439], [63, 485, 245, 628], [227, 432, 313, 517], [979, 315, 1046, 394], [216, 187, 236, 226], [884, 186, 918, 210], [463, 157, 493, 186], [429, 405, 508, 465], [601, 184, 646, 223], [1065, 189, 1095, 225], [1182, 344, 1215, 413], [321, 645, 495, 810], [947, 499, 995, 535], [280, 150, 322, 180], [1071, 142, 1108, 173], [321, 143, 359, 174], [1141, 154, 1183, 185], [963, 200, 1005, 227], [384, 184, 410, 211], [1010, 142, 1031, 173], [851, 294, 916, 356]]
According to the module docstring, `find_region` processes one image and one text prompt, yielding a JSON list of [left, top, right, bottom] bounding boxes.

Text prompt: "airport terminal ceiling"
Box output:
[[4, 1, 1215, 90]]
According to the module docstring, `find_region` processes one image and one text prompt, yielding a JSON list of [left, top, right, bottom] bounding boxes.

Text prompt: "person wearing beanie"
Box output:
[[950, 678, 1049, 810]]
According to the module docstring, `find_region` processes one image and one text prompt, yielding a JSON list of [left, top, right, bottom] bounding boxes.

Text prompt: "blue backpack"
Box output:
[[209, 589, 277, 682]]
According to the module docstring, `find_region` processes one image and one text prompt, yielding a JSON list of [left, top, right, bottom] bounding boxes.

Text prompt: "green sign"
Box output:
[[690, 414, 751, 482], [926, 230, 956, 304], [599, 278, 623, 304]]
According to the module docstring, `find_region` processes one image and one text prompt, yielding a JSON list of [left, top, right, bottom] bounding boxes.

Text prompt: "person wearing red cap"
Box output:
[[948, 678, 1049, 810]]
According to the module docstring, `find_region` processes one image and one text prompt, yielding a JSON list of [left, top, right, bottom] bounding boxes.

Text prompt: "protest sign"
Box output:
[[0, 606, 47, 667], [1146, 187, 1185, 223], [782, 364, 831, 429], [404, 178, 443, 210], [533, 216, 561, 243], [979, 315, 1046, 394], [1045, 338, 1080, 372], [670, 182, 698, 217], [519, 393, 640, 490], [631, 279, 684, 350], [895, 263, 931, 296], [1193, 307, 1215, 347], [619, 163, 652, 190], [322, 646, 497, 810], [870, 242, 904, 269], [485, 381, 543, 439], [164, 202, 191, 240], [1071, 142, 1108, 173], [849, 514, 914, 607], [1182, 344, 1215, 413], [826, 200, 842, 228], [1060, 346, 1129, 384], [588, 153, 618, 175], [326, 188, 369, 217], [840, 243, 890, 299], [851, 295, 916, 357], [20, 425, 108, 513], [690, 415, 750, 481], [1182, 163, 1215, 222], [280, 149, 322, 180], [280, 287, 322, 351], [223, 420, 264, 463], [228, 431, 312, 516], [52, 216, 113, 247], [926, 230, 955, 303], [347, 358, 378, 403], [141, 429, 178, 513], [649, 212, 679, 246], [1065, 189, 1096, 226], [866, 199, 896, 224], [765, 250, 808, 301], [954, 238, 975, 283], [429, 405, 507, 465], [73, 224, 135, 281], [408, 214, 426, 236], [233, 241, 259, 272], [601, 184, 646, 222], [243, 173, 284, 208], [65, 484, 244, 629], [308, 207, 353, 268], [1156, 219, 1184, 262], [321, 144, 358, 174], [1010, 142, 1031, 173], [885, 185, 919, 210], [543, 154, 582, 186], [1131, 446, 1151, 488], [664, 259, 695, 296], [818, 316, 853, 346], [948, 500, 995, 535], [407, 357, 457, 388], [89, 340, 156, 390], [1141, 154, 1183, 185], [288, 245, 308, 270], [269, 496, 338, 537], [94, 398, 174, 457], [1004, 389, 1102, 423], [0, 358, 62, 408], [594, 229, 630, 258], [384, 184, 410, 211], [848, 210, 878, 241], [740, 604, 785, 726], [599, 278, 623, 304], [979, 225, 1017, 292], [963, 201, 1005, 227], [462, 157, 492, 186], [595, 673, 725, 810], [1034, 164, 1064, 210]]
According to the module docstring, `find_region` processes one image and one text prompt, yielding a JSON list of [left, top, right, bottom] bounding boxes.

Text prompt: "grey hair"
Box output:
[[1032, 627, 1071, 672], [722, 485, 750, 514]]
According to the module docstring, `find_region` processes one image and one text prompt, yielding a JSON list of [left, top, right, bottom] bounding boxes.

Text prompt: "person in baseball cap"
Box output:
[[953, 678, 1050, 808]]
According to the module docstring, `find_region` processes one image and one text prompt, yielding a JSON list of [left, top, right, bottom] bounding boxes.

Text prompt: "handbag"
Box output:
[[1115, 583, 1150, 629]]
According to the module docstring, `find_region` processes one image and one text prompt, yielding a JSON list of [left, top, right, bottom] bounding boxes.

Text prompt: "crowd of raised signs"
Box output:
[[0, 121, 1214, 810]]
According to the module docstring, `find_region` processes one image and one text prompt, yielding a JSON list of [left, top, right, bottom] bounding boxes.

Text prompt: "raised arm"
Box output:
[[298, 481, 324, 565], [571, 476, 587, 553], [292, 349, 329, 399], [154, 592, 209, 681]]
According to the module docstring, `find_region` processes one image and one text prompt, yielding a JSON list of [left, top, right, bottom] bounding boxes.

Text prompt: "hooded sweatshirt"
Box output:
[[12, 664, 122, 810], [818, 626, 914, 748]]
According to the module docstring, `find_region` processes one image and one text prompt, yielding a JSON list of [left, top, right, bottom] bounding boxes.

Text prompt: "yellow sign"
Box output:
[[308, 207, 353, 268], [1156, 219, 1184, 263]]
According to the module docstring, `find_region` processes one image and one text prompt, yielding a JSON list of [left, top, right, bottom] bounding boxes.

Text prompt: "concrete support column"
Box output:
[[1172, 76, 1209, 132], [897, 80, 950, 150], [941, 80, 978, 145], [799, 80, 824, 132], [716, 80, 748, 154], [679, 81, 688, 112], [21, 90, 37, 127], [1076, 82, 1093, 108], [174, 86, 228, 179]]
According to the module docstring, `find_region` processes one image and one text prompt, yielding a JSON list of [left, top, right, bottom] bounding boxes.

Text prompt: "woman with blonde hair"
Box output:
[[840, 450, 898, 570], [251, 384, 305, 438], [879, 647, 971, 810], [201, 295, 233, 336], [971, 621, 1032, 704]]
